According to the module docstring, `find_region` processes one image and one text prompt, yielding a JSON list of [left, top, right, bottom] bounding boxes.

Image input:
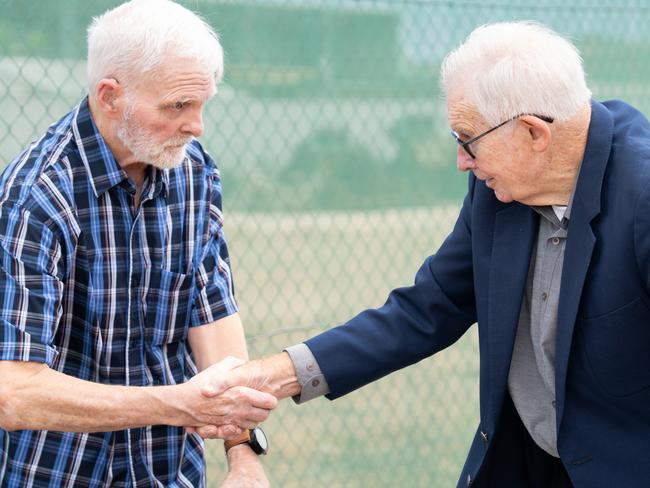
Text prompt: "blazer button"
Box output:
[[480, 431, 488, 444], [467, 474, 473, 486]]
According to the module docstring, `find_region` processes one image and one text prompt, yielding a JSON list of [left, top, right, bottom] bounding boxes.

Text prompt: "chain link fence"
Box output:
[[1, 0, 650, 486]]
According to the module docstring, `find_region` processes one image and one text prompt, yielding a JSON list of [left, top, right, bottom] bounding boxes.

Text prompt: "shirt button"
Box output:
[[311, 379, 320, 388], [306, 362, 315, 372], [552, 400, 557, 407], [542, 292, 548, 301], [551, 236, 561, 245]]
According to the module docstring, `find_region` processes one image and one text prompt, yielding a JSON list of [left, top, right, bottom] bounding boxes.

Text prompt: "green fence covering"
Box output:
[[1, 1, 649, 486]]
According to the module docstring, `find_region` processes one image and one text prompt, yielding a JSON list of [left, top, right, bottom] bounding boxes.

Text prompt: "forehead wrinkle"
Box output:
[[159, 77, 215, 103], [449, 100, 484, 134], [153, 63, 216, 102]]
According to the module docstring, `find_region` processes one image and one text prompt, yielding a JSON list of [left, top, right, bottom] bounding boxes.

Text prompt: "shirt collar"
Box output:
[[144, 166, 170, 200], [562, 179, 577, 223], [72, 97, 169, 199]]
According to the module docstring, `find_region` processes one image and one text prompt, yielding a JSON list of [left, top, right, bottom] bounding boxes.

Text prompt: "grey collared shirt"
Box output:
[[507, 205, 569, 457]]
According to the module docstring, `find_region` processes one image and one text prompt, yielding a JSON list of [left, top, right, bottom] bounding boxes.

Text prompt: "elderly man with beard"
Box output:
[[0, 1, 276, 487]]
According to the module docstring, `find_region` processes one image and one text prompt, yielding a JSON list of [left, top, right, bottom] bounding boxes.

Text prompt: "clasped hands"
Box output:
[[184, 356, 276, 439]]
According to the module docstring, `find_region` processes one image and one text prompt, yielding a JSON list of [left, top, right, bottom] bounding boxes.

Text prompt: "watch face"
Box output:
[[251, 427, 268, 455]]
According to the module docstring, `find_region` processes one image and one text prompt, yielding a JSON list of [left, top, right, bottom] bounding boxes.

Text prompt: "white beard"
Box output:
[[117, 105, 191, 170]]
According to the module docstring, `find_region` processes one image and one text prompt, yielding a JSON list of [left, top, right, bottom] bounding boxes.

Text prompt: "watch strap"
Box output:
[[224, 430, 251, 452]]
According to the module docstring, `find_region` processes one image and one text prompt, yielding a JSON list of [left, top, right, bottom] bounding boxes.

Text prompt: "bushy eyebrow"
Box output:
[[450, 123, 476, 138], [162, 96, 193, 105]]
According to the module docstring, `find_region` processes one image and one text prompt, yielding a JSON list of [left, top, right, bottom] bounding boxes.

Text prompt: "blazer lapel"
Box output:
[[555, 101, 614, 429], [487, 202, 537, 418]]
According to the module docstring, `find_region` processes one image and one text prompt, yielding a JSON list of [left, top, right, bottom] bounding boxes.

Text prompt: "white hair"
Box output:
[[86, 0, 223, 95], [440, 21, 591, 124]]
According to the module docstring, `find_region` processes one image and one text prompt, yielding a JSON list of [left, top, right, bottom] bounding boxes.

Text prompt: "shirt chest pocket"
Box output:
[[144, 268, 195, 345]]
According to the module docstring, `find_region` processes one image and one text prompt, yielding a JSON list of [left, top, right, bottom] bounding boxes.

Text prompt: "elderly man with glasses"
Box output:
[[201, 21, 650, 488]]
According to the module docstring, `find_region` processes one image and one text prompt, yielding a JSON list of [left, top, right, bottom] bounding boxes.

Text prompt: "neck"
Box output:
[[533, 104, 592, 206]]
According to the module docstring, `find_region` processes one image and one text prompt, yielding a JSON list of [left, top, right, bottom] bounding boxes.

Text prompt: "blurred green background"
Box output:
[[1, 0, 649, 486]]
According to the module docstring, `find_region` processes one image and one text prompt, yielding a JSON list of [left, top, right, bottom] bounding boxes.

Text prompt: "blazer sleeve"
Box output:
[[305, 177, 478, 399]]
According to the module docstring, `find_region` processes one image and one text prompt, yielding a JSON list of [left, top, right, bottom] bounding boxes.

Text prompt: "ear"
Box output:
[[520, 115, 552, 153], [94, 78, 123, 119]]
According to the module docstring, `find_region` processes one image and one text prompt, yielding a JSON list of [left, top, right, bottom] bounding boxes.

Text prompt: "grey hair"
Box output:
[[86, 0, 223, 96], [440, 21, 591, 124]]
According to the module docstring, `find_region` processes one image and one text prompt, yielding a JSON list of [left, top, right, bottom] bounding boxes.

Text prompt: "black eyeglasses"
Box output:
[[451, 113, 554, 159]]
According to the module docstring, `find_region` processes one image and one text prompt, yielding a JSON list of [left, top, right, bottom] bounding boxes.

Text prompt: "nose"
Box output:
[[456, 146, 476, 172], [182, 109, 204, 138]]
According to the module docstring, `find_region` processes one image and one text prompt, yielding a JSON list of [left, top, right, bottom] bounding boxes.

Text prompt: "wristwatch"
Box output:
[[224, 427, 268, 455]]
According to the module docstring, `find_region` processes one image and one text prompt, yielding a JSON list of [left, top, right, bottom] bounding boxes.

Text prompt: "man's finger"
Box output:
[[234, 386, 278, 411], [195, 424, 220, 439], [195, 424, 244, 439], [219, 424, 244, 439], [246, 406, 273, 424]]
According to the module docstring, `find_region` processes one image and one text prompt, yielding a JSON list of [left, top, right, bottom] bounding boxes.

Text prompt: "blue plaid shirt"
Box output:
[[0, 98, 238, 487]]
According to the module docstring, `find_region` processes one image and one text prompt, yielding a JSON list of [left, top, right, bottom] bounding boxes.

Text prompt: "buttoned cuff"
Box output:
[[284, 343, 330, 404]]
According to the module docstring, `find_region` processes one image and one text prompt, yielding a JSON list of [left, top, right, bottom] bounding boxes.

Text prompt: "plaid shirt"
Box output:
[[0, 98, 238, 487]]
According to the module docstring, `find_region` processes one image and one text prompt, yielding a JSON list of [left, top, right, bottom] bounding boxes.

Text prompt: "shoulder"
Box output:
[[597, 100, 650, 194], [0, 109, 78, 230], [602, 100, 650, 164], [603, 99, 650, 132], [167, 140, 225, 214], [185, 139, 220, 176], [169, 140, 222, 188]]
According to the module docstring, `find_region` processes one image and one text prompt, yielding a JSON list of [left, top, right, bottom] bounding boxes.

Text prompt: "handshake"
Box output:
[[180, 353, 298, 440]]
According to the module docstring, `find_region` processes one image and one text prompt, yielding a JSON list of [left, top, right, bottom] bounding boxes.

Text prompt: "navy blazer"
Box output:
[[305, 100, 650, 487]]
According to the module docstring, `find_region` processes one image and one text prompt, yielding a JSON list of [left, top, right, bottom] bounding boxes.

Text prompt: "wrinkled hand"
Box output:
[[201, 358, 273, 398], [184, 357, 277, 438], [188, 358, 276, 439], [190, 356, 252, 394]]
